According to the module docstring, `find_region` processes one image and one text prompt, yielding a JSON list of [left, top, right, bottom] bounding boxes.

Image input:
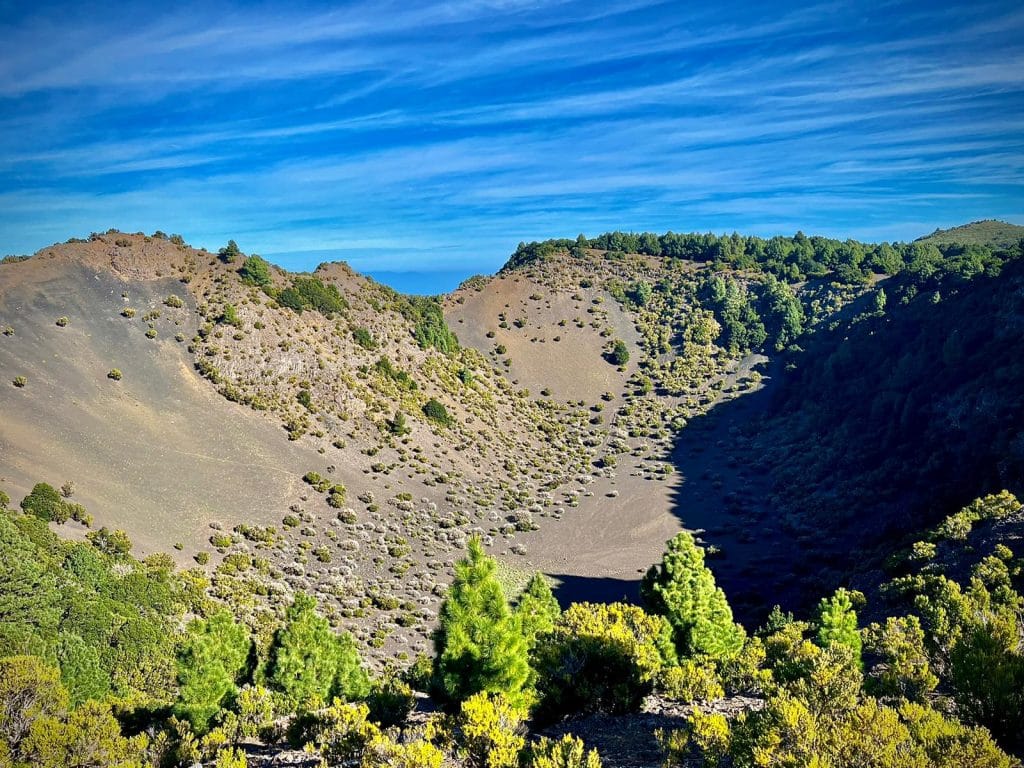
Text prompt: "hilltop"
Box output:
[[915, 218, 1024, 248]]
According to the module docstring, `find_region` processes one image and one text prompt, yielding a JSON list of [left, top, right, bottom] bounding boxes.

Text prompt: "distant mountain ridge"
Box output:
[[915, 219, 1024, 248]]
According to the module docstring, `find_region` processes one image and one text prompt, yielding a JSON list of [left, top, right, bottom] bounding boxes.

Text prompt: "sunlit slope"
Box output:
[[0, 258, 323, 555]]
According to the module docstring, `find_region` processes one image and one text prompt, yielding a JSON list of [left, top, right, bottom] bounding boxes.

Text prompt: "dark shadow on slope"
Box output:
[[665, 260, 1024, 628], [549, 574, 641, 609]]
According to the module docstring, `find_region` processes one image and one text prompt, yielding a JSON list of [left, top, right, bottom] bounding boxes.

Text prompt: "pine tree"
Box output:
[[514, 572, 561, 650], [433, 538, 530, 706], [56, 632, 110, 706], [269, 593, 369, 711], [176, 610, 252, 731], [641, 532, 745, 660], [815, 588, 863, 668]]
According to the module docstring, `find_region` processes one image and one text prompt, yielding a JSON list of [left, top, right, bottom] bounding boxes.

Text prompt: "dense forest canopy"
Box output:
[[503, 228, 1015, 285]]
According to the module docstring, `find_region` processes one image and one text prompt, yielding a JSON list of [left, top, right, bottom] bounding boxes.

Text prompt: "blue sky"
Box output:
[[1, 1, 1022, 294]]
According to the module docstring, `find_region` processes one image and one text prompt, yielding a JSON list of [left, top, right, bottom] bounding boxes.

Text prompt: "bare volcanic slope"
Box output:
[[445, 270, 641, 404], [445, 244, 769, 599], [0, 243, 327, 556], [0, 231, 605, 657]]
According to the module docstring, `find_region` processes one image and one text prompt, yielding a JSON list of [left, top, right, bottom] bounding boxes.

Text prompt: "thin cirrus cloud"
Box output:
[[0, 0, 1022, 294]]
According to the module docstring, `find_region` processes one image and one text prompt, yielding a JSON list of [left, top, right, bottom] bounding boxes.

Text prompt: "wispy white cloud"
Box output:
[[0, 0, 1022, 275]]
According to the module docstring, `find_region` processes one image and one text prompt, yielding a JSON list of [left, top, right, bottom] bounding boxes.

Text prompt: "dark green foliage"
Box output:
[[276, 286, 306, 312], [502, 239, 577, 272], [503, 228, 1019, 287], [743, 253, 1024, 605], [398, 296, 459, 354], [297, 389, 313, 411], [422, 398, 451, 427], [176, 610, 252, 731], [0, 500, 180, 707], [238, 253, 272, 287], [641, 532, 745, 661], [760, 275, 805, 350], [20, 483, 65, 523], [534, 602, 676, 719], [352, 326, 376, 350], [277, 277, 348, 315], [268, 593, 369, 711], [514, 572, 560, 650], [607, 339, 629, 365], [0, 515, 60, 657], [219, 239, 242, 263], [374, 357, 417, 391], [702, 276, 766, 354], [432, 538, 530, 707]]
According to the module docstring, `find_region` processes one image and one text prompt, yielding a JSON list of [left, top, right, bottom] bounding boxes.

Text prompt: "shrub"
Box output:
[[534, 602, 675, 718], [456, 691, 526, 768], [422, 399, 451, 427], [107, 369, 122, 381], [238, 254, 272, 287], [527, 734, 602, 768], [86, 527, 131, 555], [863, 616, 937, 702], [219, 240, 241, 263], [327, 485, 347, 508], [278, 277, 348, 315], [164, 295, 184, 308], [658, 659, 724, 702], [374, 357, 417, 390], [121, 308, 136, 318], [367, 674, 415, 727], [20, 483, 65, 522], [145, 328, 157, 339], [303, 471, 331, 492], [352, 327, 376, 350], [55, 316, 69, 327], [12, 375, 26, 388], [607, 339, 629, 365]]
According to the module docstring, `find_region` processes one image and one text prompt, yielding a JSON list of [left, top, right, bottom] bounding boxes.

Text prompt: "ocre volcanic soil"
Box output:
[[0, 260, 324, 559]]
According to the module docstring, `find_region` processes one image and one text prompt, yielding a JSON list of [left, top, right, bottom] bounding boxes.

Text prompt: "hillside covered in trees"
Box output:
[[0, 488, 1021, 766]]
